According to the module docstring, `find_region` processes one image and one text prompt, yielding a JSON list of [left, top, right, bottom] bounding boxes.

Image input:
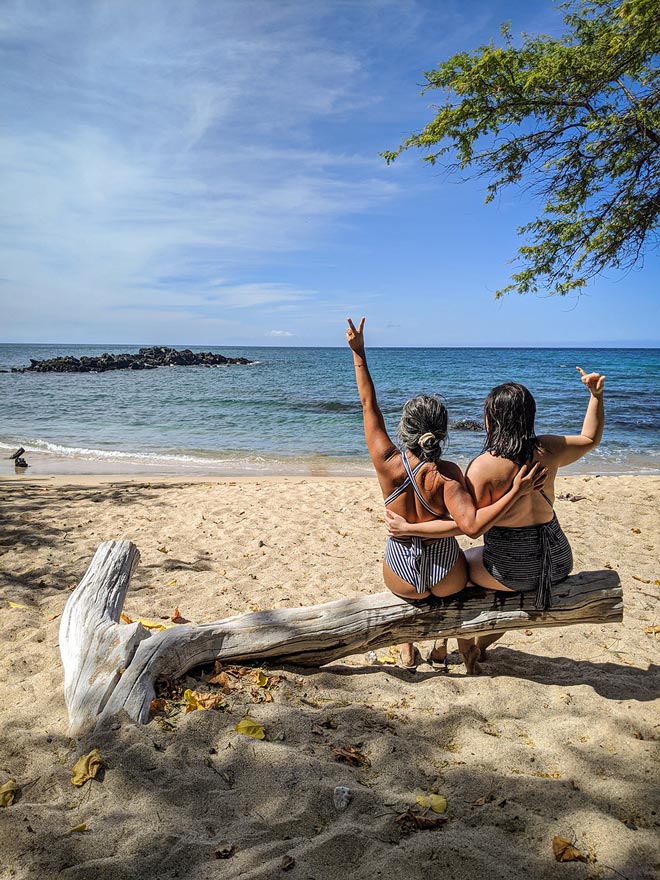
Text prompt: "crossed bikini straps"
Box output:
[[384, 451, 445, 517]]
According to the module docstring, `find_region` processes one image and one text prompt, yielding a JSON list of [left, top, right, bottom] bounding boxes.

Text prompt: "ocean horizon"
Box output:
[[2, 343, 659, 477]]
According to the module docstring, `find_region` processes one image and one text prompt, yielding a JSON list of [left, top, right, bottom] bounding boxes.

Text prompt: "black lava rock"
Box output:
[[13, 347, 254, 373]]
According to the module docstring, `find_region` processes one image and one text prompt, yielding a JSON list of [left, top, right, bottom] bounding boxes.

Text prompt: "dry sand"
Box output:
[[0, 473, 659, 880]]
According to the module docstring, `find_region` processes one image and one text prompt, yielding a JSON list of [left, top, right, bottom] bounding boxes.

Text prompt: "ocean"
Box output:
[[1, 344, 658, 476]]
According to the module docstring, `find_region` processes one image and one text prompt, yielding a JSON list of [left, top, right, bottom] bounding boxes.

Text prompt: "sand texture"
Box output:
[[1, 474, 659, 880]]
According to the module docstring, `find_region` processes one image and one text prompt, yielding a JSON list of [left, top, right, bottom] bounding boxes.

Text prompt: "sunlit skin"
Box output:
[[386, 367, 605, 672], [346, 316, 546, 668]]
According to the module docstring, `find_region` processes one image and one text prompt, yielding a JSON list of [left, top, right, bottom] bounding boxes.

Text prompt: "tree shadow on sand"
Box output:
[[2, 686, 659, 880]]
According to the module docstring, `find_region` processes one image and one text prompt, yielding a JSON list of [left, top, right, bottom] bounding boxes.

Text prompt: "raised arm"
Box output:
[[542, 367, 605, 467], [386, 464, 546, 540], [346, 317, 397, 463]]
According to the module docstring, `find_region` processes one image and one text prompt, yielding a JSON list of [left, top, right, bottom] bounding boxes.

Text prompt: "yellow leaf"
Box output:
[[552, 836, 586, 862], [235, 717, 266, 740], [254, 670, 269, 687], [67, 823, 87, 834], [247, 601, 261, 612], [416, 794, 448, 813], [645, 626, 660, 635], [167, 579, 177, 586], [8, 602, 30, 610], [183, 689, 225, 713], [0, 779, 19, 807], [134, 617, 174, 631], [157, 546, 169, 553], [120, 612, 133, 624], [71, 749, 103, 787]]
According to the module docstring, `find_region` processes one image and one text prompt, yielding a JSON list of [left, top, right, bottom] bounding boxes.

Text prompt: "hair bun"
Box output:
[[418, 431, 437, 450]]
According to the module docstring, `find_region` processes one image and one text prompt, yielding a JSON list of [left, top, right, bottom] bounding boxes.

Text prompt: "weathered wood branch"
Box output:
[[60, 540, 623, 735]]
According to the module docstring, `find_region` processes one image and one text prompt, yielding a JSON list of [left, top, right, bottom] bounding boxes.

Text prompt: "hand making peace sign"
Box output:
[[346, 317, 366, 355]]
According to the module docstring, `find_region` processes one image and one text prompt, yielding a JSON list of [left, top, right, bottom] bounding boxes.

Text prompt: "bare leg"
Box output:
[[462, 546, 517, 666], [383, 553, 468, 668], [457, 640, 482, 675], [475, 632, 504, 660]]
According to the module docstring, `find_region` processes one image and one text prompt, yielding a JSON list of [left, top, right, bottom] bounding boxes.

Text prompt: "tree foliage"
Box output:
[[384, 0, 660, 296]]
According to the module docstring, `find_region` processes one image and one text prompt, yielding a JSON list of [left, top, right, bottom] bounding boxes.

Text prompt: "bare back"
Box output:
[[466, 434, 579, 527], [377, 451, 463, 524]]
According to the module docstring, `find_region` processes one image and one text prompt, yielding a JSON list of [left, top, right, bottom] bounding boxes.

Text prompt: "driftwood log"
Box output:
[[60, 540, 623, 735]]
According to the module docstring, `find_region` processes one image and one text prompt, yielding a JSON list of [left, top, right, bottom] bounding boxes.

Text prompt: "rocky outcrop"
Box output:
[[451, 418, 484, 432], [12, 347, 253, 373]]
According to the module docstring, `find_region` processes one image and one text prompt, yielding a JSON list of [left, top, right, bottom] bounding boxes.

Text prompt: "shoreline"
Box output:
[[2, 446, 659, 479]]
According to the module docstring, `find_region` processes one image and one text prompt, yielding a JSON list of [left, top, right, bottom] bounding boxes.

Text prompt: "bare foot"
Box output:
[[399, 643, 417, 668], [461, 644, 482, 676], [428, 639, 448, 666]]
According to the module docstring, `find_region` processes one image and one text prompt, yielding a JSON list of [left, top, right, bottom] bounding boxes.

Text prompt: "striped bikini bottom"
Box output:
[[483, 514, 573, 610], [385, 536, 460, 595]]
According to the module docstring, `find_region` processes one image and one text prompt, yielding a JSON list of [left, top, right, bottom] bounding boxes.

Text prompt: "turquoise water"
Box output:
[[1, 344, 658, 475]]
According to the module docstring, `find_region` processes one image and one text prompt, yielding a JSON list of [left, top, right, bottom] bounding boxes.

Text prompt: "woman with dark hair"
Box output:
[[346, 317, 546, 667], [386, 369, 605, 672]]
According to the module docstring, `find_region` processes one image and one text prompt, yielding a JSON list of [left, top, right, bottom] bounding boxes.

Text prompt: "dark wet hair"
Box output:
[[483, 382, 540, 466], [397, 395, 448, 466]]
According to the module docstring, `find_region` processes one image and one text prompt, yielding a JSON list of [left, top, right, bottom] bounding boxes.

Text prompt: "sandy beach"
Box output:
[[1, 472, 659, 880]]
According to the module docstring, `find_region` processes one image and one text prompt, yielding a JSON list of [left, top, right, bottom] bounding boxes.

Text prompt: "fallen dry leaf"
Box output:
[[631, 528, 641, 534], [47, 613, 60, 621], [330, 744, 370, 767], [137, 617, 175, 631], [8, 602, 30, 610], [157, 546, 170, 553], [208, 671, 234, 692], [552, 836, 587, 862], [632, 575, 651, 584], [167, 579, 177, 586], [170, 607, 189, 624], [235, 717, 266, 740], [0, 779, 19, 807], [67, 823, 87, 834], [645, 626, 660, 635], [71, 749, 103, 787], [416, 794, 448, 814], [120, 613, 133, 624], [149, 698, 170, 716], [184, 689, 226, 713], [254, 670, 269, 687], [247, 601, 261, 612], [395, 807, 447, 833]]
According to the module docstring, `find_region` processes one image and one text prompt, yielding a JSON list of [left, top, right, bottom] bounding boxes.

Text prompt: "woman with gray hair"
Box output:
[[346, 317, 545, 667]]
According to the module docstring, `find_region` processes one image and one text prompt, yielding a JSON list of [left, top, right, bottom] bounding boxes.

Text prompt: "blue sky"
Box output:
[[1, 0, 658, 347]]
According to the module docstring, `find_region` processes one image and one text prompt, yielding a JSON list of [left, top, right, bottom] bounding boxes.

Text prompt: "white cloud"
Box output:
[[0, 0, 399, 339], [268, 330, 293, 338]]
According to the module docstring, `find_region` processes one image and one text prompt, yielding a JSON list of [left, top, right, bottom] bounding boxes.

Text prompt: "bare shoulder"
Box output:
[[434, 459, 465, 484], [467, 451, 516, 482], [537, 434, 566, 461]]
